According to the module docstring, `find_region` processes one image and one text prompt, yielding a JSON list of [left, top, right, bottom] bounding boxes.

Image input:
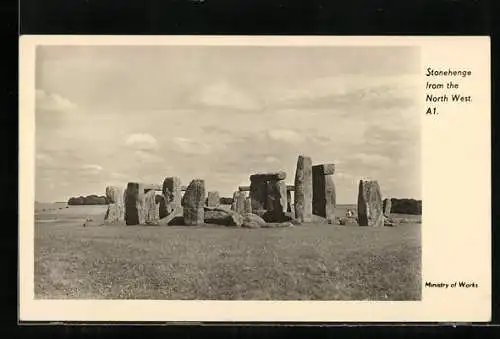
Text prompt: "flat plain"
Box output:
[[34, 203, 421, 300]]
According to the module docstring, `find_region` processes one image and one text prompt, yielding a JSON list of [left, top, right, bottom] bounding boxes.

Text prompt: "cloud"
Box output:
[[36, 153, 55, 168], [197, 82, 259, 110], [81, 164, 103, 176], [133, 150, 166, 164], [125, 133, 158, 151], [36, 89, 77, 112], [173, 137, 212, 155], [267, 129, 304, 144], [347, 153, 392, 167], [264, 156, 280, 163]]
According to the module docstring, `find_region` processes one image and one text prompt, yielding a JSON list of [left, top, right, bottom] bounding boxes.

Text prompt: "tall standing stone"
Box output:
[[207, 191, 220, 207], [249, 178, 268, 211], [265, 180, 287, 213], [383, 198, 392, 217], [104, 186, 125, 224], [125, 182, 146, 225], [357, 180, 384, 227], [286, 190, 292, 212], [294, 155, 313, 223], [183, 179, 206, 226], [312, 164, 336, 223], [144, 190, 160, 225], [232, 191, 246, 214], [162, 177, 182, 215]]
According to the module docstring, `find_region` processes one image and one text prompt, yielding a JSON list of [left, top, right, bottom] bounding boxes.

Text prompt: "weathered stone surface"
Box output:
[[383, 198, 392, 217], [239, 186, 250, 192], [265, 180, 287, 213], [104, 186, 124, 224], [357, 180, 383, 227], [105, 186, 123, 204], [144, 190, 160, 225], [231, 191, 246, 213], [242, 213, 266, 228], [182, 179, 206, 226], [249, 179, 267, 211], [294, 155, 313, 223], [315, 163, 335, 175], [312, 165, 336, 223], [162, 177, 182, 215], [249, 171, 286, 182], [125, 182, 146, 225], [158, 205, 183, 226], [204, 206, 243, 226], [286, 190, 292, 212], [155, 194, 168, 219], [207, 191, 220, 207], [244, 197, 252, 213]]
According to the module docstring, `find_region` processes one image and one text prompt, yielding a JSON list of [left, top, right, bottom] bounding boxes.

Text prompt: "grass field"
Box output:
[[34, 204, 421, 300]]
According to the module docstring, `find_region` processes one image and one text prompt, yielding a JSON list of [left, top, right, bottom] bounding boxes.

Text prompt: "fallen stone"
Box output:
[[242, 213, 266, 228], [158, 205, 183, 226], [261, 221, 294, 228], [162, 177, 182, 215], [357, 180, 384, 227], [183, 179, 206, 226], [294, 155, 313, 223], [207, 191, 220, 207], [204, 206, 243, 226]]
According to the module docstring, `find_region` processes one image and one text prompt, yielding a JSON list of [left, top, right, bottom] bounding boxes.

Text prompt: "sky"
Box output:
[[35, 45, 421, 203]]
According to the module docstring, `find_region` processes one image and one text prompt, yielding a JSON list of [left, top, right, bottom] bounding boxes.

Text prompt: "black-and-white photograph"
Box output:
[[34, 44, 422, 301]]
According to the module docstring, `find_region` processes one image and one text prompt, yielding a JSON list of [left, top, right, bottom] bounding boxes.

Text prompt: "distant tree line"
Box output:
[[68, 195, 108, 205], [389, 198, 422, 215]]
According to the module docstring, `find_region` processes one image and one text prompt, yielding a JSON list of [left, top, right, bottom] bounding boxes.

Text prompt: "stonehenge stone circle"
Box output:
[[249, 171, 286, 182], [207, 191, 220, 207], [232, 191, 246, 214], [125, 182, 146, 225], [357, 180, 384, 227], [104, 186, 125, 224], [294, 155, 313, 223], [183, 179, 206, 226], [312, 163, 336, 223], [383, 198, 392, 217], [162, 177, 182, 215]]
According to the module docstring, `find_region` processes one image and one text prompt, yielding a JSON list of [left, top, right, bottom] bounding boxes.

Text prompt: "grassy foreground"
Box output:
[[34, 206, 421, 300]]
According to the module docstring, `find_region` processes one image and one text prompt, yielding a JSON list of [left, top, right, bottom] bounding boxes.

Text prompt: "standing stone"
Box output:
[[104, 186, 125, 224], [265, 180, 287, 213], [207, 191, 220, 207], [125, 182, 146, 225], [357, 180, 384, 227], [244, 197, 252, 213], [249, 178, 267, 211], [312, 164, 336, 223], [182, 179, 206, 226], [383, 198, 392, 217], [232, 191, 246, 214], [294, 155, 313, 223], [144, 190, 160, 225], [162, 177, 182, 215], [286, 190, 292, 212]]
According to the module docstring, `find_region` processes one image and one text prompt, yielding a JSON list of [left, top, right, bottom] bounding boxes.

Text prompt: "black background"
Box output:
[[10, 0, 498, 337]]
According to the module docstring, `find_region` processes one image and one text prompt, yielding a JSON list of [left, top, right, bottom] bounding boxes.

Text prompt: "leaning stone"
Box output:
[[357, 180, 384, 227], [383, 198, 392, 217], [144, 190, 160, 225], [158, 205, 183, 226], [294, 155, 313, 223], [162, 177, 182, 215], [249, 171, 287, 182], [125, 182, 146, 225], [183, 179, 206, 226], [207, 191, 220, 207]]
